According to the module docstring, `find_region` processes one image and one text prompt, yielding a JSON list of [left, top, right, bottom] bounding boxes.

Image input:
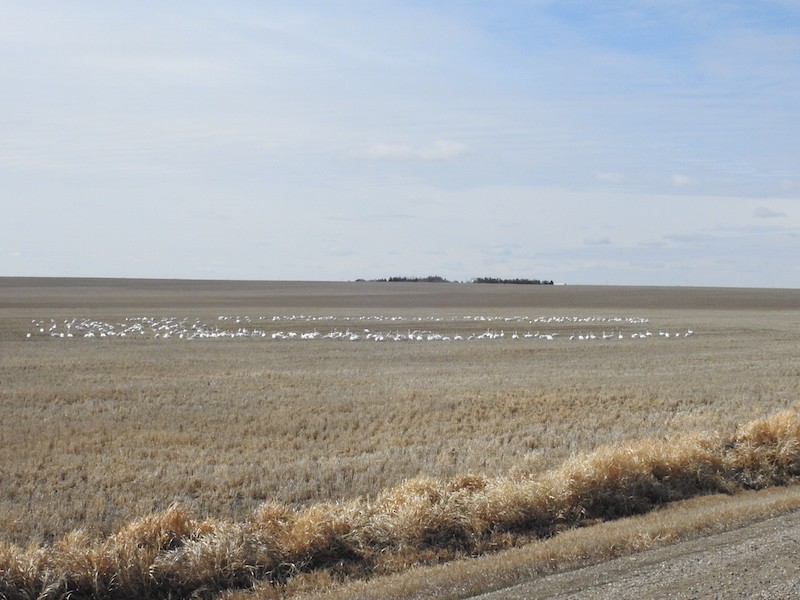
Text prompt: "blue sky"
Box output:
[[2, 1, 799, 286]]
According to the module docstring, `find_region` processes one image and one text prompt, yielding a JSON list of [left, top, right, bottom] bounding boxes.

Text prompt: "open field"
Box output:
[[1, 278, 800, 598]]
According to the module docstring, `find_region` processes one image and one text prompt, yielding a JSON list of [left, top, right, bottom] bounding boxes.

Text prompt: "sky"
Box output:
[[2, 1, 799, 287]]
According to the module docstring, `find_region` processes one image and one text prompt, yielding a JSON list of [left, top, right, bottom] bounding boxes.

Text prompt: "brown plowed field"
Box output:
[[2, 277, 799, 312]]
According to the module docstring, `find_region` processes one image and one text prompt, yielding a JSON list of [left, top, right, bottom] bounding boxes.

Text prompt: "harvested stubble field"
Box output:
[[1, 277, 800, 599]]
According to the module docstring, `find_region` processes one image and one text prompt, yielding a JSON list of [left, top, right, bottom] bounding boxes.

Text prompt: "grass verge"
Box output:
[[283, 484, 800, 600]]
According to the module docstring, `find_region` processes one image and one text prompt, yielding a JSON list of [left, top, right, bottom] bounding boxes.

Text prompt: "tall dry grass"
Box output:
[[3, 411, 800, 600]]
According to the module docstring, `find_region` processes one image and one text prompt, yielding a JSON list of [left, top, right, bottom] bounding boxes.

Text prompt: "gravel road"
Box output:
[[473, 510, 800, 599]]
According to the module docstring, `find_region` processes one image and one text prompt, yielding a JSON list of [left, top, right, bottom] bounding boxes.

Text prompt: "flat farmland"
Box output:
[[1, 278, 799, 598]]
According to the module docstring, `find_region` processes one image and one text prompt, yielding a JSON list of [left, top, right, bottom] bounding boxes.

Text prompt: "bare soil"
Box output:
[[474, 509, 800, 599], [2, 277, 799, 312]]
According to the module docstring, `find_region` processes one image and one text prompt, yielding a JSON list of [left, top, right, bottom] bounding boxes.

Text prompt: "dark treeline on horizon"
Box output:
[[473, 277, 554, 285], [360, 276, 555, 285], [366, 276, 450, 283]]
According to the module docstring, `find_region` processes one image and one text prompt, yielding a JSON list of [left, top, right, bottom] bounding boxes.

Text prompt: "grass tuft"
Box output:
[[0, 542, 37, 600], [727, 410, 800, 488]]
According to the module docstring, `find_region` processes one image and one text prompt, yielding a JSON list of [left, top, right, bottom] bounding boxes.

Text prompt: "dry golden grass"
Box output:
[[283, 484, 800, 600], [1, 278, 800, 597]]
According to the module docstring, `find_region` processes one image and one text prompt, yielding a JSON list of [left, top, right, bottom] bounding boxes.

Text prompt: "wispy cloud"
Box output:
[[84, 54, 239, 86], [663, 233, 716, 244], [584, 237, 612, 245], [595, 172, 625, 183], [753, 206, 787, 219], [365, 140, 470, 161]]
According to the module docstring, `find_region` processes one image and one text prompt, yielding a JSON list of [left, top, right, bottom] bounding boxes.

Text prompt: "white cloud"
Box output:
[[672, 173, 696, 187], [753, 206, 787, 219], [365, 140, 469, 161], [664, 233, 715, 244], [595, 172, 625, 183], [584, 237, 612, 245]]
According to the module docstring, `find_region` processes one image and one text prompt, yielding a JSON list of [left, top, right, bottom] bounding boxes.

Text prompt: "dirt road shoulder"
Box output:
[[473, 509, 800, 599]]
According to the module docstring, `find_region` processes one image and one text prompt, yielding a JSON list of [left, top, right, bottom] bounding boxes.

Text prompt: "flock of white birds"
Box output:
[[25, 315, 695, 343]]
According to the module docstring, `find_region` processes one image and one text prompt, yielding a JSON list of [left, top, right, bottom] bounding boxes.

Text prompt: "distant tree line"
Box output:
[[361, 276, 555, 284], [370, 275, 451, 283], [473, 277, 554, 285]]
